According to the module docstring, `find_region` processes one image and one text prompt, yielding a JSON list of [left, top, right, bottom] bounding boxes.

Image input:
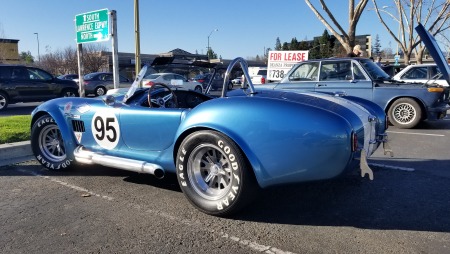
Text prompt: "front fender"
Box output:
[[31, 98, 78, 161]]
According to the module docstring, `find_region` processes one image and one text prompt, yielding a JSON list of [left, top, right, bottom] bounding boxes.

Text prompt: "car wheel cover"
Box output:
[[96, 87, 106, 96], [38, 124, 67, 161], [392, 102, 417, 124], [187, 144, 232, 200]]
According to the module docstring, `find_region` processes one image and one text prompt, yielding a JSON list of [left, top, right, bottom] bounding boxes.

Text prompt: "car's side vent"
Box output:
[[72, 120, 85, 132]]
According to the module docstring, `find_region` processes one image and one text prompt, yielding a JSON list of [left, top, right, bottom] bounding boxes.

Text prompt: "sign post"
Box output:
[[75, 9, 120, 93]]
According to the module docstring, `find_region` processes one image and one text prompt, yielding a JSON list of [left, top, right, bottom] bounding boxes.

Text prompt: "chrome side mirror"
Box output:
[[103, 95, 116, 106]]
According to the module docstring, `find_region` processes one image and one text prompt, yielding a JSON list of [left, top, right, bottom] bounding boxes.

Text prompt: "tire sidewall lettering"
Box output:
[[177, 132, 243, 213], [32, 116, 73, 171]]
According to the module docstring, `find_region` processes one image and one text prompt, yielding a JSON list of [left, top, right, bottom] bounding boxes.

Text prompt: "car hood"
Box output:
[[415, 23, 450, 86]]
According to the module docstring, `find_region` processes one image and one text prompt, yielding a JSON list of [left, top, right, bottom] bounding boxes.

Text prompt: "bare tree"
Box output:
[[304, 0, 370, 54], [371, 0, 450, 64], [82, 43, 109, 73], [36, 43, 108, 75]]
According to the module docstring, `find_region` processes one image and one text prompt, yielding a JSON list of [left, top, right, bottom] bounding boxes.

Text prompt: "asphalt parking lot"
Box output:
[[1, 112, 449, 253]]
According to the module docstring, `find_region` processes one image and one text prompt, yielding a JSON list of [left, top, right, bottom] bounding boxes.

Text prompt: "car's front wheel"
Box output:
[[388, 98, 422, 129], [176, 130, 258, 216], [95, 86, 107, 96], [31, 115, 74, 170], [0, 92, 9, 111]]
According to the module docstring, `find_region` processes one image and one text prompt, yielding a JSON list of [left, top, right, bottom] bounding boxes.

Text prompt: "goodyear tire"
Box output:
[[176, 130, 258, 216], [31, 115, 73, 170], [388, 98, 422, 129]]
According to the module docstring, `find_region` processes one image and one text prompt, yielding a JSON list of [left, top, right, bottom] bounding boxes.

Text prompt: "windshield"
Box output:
[[123, 65, 148, 103], [358, 59, 390, 80]]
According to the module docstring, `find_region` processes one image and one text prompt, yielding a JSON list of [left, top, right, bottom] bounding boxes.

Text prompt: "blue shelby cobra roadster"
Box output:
[[31, 58, 391, 216]]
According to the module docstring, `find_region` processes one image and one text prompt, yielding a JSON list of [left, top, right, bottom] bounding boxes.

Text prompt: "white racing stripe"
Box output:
[[17, 168, 296, 254], [304, 92, 375, 156], [387, 131, 445, 137]]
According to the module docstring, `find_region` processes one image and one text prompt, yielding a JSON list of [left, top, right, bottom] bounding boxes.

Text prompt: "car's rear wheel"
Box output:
[[31, 115, 74, 170], [61, 88, 79, 97], [176, 130, 258, 216], [194, 85, 203, 93], [95, 86, 107, 96], [0, 92, 9, 111], [388, 98, 422, 129]]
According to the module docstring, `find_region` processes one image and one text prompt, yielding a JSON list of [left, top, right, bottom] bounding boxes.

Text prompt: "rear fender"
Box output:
[[175, 97, 353, 188]]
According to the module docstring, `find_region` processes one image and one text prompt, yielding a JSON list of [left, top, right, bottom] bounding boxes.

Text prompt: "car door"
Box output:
[[119, 107, 184, 151], [273, 61, 320, 92], [12, 67, 53, 101], [101, 73, 115, 90], [314, 60, 373, 101]]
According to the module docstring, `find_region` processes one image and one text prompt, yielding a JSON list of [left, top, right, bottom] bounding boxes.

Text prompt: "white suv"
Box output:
[[244, 67, 267, 84]]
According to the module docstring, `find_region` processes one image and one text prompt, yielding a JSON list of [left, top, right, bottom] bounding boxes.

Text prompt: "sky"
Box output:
[[0, 0, 437, 60]]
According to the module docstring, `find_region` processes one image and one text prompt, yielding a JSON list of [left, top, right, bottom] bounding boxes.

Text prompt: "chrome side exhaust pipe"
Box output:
[[74, 146, 165, 179]]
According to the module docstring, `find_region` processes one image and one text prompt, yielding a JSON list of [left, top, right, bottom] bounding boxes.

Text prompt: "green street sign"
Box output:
[[75, 9, 110, 43]]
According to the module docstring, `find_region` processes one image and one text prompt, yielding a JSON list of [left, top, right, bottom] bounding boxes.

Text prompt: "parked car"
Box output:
[[82, 72, 132, 97], [392, 63, 449, 86], [0, 64, 79, 111], [57, 74, 79, 81], [257, 24, 449, 129], [142, 73, 203, 93], [192, 73, 233, 91], [381, 64, 407, 77], [232, 77, 242, 84], [29, 58, 389, 216], [246, 67, 267, 84], [192, 73, 211, 84]]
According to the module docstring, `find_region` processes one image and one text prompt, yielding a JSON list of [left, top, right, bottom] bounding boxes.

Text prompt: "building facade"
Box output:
[[0, 38, 20, 64]]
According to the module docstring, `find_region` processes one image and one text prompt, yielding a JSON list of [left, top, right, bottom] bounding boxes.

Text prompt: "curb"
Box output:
[[0, 141, 34, 167]]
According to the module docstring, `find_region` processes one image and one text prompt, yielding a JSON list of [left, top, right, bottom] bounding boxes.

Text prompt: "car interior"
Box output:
[[127, 85, 213, 109]]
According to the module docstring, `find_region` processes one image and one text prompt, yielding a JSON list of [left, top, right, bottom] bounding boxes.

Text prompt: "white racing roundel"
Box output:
[[91, 110, 120, 150]]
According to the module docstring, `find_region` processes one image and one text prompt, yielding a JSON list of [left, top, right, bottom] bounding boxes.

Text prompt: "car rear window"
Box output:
[[257, 70, 267, 75]]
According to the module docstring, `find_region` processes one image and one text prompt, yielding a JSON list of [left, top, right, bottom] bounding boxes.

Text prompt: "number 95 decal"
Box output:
[[91, 111, 120, 149]]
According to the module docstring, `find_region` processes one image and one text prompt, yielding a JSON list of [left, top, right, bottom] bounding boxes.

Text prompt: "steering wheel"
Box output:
[[147, 83, 178, 108]]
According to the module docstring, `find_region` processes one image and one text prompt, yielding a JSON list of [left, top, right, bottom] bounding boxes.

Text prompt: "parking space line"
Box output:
[[368, 162, 415, 172], [16, 168, 296, 254], [387, 131, 445, 137]]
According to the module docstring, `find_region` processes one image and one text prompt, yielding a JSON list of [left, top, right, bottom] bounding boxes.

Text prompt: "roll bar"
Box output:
[[221, 57, 257, 97]]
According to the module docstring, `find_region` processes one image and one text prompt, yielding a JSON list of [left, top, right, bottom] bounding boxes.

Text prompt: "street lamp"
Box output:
[[207, 28, 218, 59], [33, 32, 40, 62]]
